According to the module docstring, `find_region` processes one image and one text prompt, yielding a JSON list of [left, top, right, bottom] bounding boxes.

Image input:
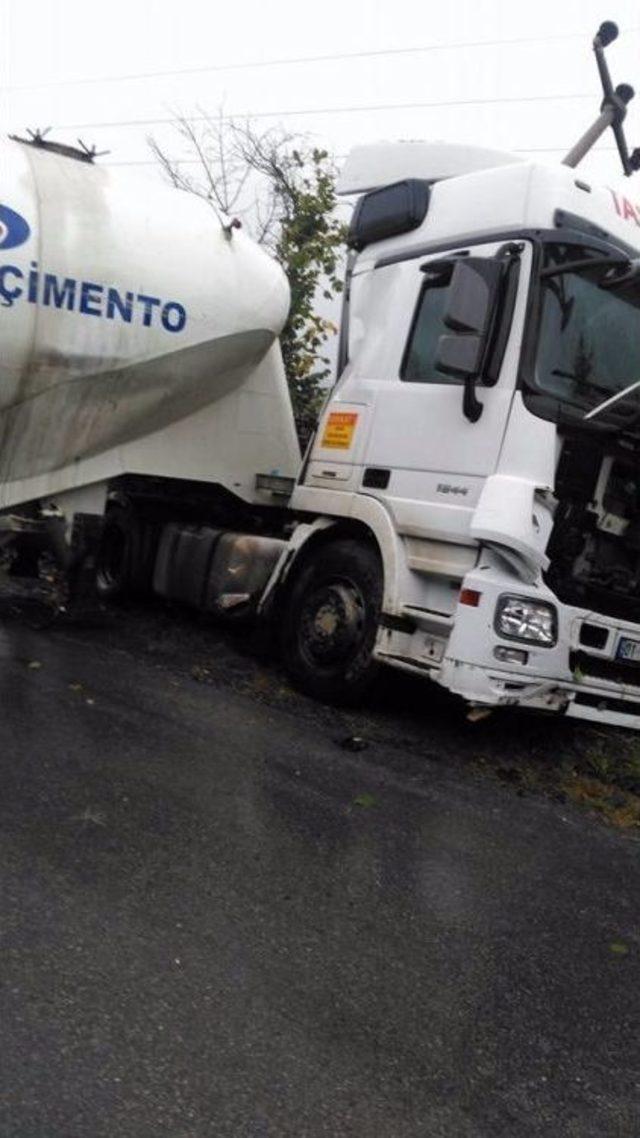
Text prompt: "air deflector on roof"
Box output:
[[347, 179, 430, 251], [337, 142, 522, 195]]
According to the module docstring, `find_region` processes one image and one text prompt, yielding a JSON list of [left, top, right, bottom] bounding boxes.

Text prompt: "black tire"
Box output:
[[95, 504, 157, 601], [281, 538, 382, 704]]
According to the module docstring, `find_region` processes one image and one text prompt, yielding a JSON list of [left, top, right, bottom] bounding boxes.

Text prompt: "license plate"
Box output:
[[616, 636, 640, 662]]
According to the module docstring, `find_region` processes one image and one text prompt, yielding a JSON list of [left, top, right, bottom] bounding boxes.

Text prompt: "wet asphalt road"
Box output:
[[0, 603, 639, 1137]]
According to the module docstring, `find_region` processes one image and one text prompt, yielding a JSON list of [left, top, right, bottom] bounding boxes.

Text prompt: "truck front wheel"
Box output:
[[281, 539, 382, 704]]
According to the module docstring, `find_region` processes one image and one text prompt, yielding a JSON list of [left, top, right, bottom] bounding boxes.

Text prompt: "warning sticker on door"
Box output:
[[321, 411, 358, 449]]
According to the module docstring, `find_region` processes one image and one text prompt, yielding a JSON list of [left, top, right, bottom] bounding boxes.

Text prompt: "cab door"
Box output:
[[360, 240, 532, 543]]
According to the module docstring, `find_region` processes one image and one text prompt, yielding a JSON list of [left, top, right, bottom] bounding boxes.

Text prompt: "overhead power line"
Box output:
[[3, 27, 638, 94], [104, 145, 620, 168], [516, 145, 618, 152], [55, 92, 597, 133]]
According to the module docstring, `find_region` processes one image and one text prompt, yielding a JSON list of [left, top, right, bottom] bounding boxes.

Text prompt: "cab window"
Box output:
[[401, 266, 460, 384]]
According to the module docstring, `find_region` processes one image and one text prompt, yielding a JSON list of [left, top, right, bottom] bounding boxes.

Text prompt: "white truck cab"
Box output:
[[286, 145, 640, 727]]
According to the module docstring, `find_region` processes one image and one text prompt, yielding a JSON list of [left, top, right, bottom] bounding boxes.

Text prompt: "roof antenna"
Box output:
[[563, 21, 640, 175], [27, 127, 52, 144], [76, 138, 111, 161]]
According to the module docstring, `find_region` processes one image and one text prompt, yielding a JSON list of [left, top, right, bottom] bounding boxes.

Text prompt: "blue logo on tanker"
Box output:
[[0, 204, 187, 333], [0, 205, 31, 250]]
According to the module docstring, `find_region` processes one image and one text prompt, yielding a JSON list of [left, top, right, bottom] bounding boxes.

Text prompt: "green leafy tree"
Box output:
[[149, 113, 346, 441]]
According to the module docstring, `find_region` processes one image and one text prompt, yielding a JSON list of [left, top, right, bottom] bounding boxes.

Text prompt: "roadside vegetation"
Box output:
[[474, 720, 640, 831]]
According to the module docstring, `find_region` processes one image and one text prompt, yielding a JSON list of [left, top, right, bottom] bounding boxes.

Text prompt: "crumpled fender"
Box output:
[[470, 474, 551, 580]]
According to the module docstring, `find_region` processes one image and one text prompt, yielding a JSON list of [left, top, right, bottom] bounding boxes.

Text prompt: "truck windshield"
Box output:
[[534, 243, 640, 424]]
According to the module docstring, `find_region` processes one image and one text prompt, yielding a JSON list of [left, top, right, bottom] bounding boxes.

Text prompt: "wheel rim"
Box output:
[[298, 578, 367, 670]]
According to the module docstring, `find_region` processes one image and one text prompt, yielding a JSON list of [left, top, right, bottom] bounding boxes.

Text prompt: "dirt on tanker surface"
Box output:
[[1, 575, 639, 834]]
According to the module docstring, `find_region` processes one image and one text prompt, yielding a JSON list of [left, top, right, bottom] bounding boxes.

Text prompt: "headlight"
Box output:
[[495, 595, 557, 646]]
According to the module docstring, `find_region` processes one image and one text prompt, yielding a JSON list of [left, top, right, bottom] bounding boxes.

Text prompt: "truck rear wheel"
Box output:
[[95, 504, 156, 601], [281, 538, 382, 704]]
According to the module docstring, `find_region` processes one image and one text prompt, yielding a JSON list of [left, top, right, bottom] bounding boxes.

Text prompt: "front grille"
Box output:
[[571, 650, 640, 687], [573, 692, 640, 717], [579, 622, 609, 650]]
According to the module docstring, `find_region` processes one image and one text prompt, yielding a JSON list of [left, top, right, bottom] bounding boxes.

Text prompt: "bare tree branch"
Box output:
[[147, 135, 188, 191]]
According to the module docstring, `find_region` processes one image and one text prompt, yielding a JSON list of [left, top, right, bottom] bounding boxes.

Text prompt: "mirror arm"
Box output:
[[463, 375, 483, 422]]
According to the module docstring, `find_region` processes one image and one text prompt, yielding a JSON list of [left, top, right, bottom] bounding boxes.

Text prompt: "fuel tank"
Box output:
[[0, 137, 298, 505]]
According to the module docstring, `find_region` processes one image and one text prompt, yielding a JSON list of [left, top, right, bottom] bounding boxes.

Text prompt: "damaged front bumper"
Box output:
[[436, 657, 640, 729], [375, 561, 640, 729]]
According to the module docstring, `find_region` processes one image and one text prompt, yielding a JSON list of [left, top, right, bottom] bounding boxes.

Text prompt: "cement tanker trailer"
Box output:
[[0, 133, 306, 610], [0, 134, 300, 516]]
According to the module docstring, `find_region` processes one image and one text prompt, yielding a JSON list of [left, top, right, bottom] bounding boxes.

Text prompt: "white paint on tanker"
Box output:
[[0, 138, 292, 489]]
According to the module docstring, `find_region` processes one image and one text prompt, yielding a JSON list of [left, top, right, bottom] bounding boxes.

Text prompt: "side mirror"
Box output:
[[435, 257, 503, 422]]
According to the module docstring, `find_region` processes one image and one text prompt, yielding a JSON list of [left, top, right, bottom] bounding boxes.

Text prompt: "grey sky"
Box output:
[[1, 0, 640, 190]]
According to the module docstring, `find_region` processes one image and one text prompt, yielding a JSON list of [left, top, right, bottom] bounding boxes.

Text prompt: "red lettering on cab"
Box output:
[[609, 188, 640, 225]]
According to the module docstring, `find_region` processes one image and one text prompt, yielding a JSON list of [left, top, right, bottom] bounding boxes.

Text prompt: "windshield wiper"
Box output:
[[540, 255, 630, 280], [584, 378, 640, 421]]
